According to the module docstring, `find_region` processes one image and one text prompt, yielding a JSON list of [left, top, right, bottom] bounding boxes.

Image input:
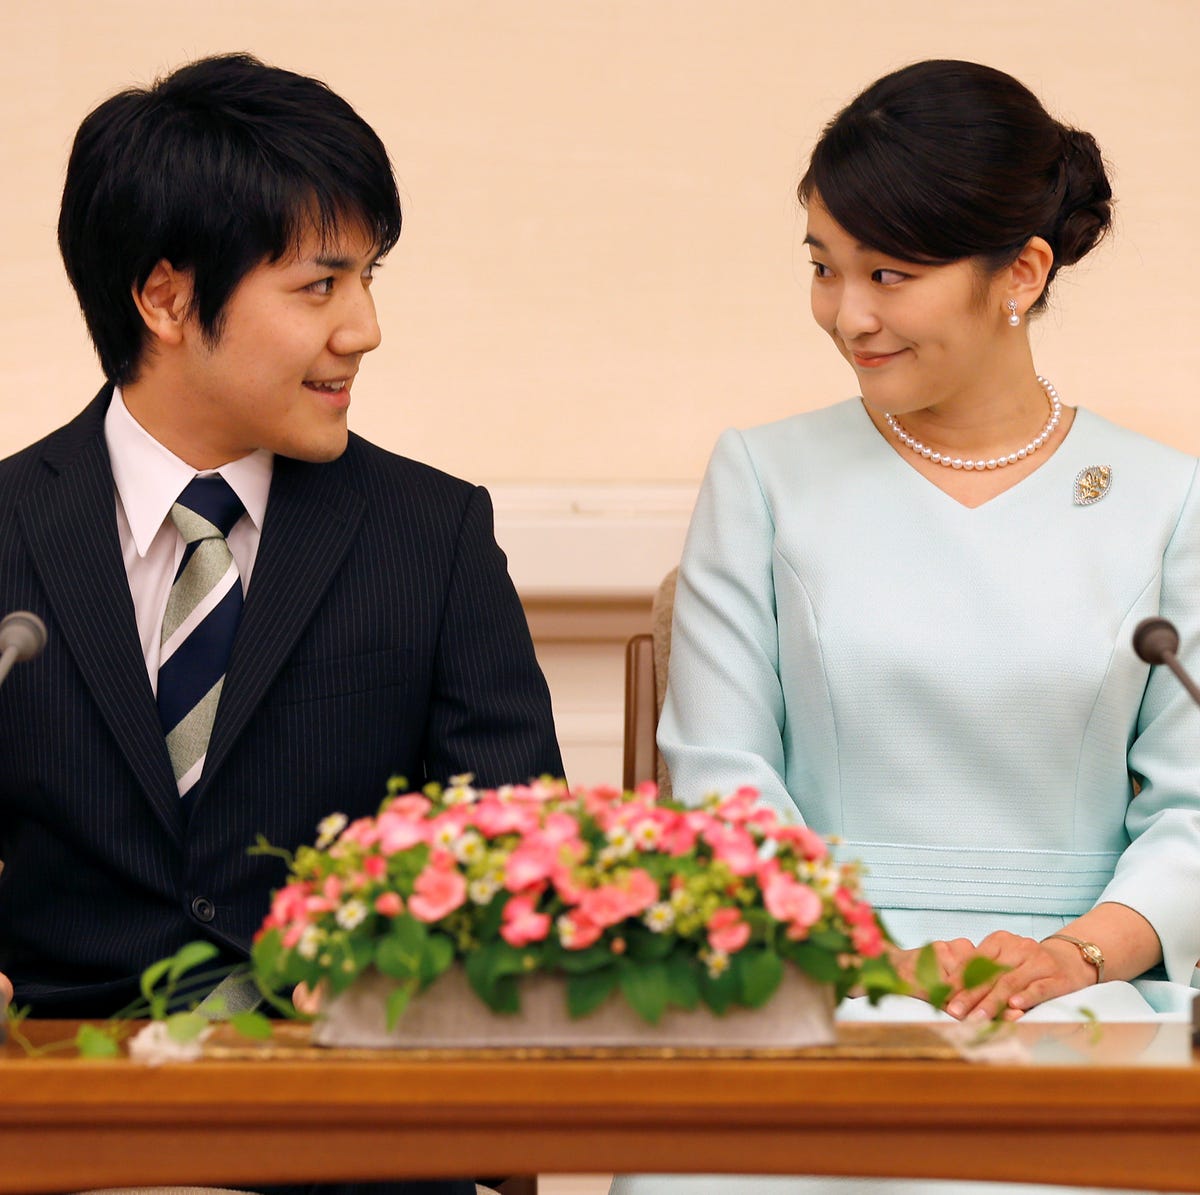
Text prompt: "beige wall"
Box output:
[[4, 0, 1197, 484]]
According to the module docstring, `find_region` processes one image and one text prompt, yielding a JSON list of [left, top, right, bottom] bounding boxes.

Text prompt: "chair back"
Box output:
[[622, 568, 677, 794]]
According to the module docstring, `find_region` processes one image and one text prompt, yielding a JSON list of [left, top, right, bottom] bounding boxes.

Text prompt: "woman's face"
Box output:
[[804, 195, 1011, 416]]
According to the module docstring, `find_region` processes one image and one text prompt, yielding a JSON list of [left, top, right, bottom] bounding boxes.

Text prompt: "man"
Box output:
[[0, 52, 561, 1194]]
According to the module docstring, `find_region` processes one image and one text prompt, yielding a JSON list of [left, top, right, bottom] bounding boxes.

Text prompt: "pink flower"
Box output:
[[773, 824, 828, 861], [558, 909, 604, 950], [387, 795, 432, 819], [763, 870, 823, 938], [621, 868, 659, 916], [703, 822, 760, 876], [715, 787, 760, 823], [501, 894, 551, 947], [707, 906, 751, 954], [376, 810, 426, 855], [374, 892, 404, 917], [338, 817, 380, 848], [362, 854, 388, 881], [659, 812, 700, 856], [472, 797, 538, 838], [576, 884, 632, 929], [835, 887, 876, 927], [408, 855, 467, 922], [505, 838, 559, 892], [852, 921, 884, 958]]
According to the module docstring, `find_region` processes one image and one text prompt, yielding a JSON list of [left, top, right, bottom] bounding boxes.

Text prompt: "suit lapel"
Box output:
[[19, 390, 183, 841], [195, 453, 366, 800]]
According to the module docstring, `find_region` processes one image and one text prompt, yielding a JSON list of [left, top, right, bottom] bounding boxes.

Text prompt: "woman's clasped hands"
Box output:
[[890, 932, 1098, 1023]]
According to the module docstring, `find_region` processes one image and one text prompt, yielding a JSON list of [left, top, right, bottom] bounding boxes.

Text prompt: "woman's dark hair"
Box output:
[[58, 53, 403, 385], [798, 59, 1112, 310]]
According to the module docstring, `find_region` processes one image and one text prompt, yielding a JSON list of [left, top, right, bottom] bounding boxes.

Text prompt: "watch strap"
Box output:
[[1044, 933, 1104, 984]]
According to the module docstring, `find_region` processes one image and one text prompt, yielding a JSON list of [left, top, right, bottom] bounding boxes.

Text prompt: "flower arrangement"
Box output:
[[251, 777, 902, 1027]]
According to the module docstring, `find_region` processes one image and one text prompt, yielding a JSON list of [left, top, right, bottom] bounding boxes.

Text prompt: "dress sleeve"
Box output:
[[657, 429, 800, 821], [1107, 460, 1200, 985]]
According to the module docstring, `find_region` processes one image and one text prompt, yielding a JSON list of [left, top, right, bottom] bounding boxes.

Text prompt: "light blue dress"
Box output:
[[612, 400, 1200, 1195]]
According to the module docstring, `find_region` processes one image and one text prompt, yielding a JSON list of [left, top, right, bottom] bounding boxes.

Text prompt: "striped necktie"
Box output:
[[157, 475, 245, 798]]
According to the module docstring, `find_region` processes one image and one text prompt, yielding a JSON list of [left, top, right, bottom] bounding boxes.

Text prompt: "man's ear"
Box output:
[[131, 260, 194, 348]]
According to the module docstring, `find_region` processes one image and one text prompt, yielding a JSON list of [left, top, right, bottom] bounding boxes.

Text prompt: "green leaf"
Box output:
[[138, 957, 174, 1006], [167, 940, 220, 985], [464, 941, 529, 1009], [557, 944, 615, 974], [962, 956, 1008, 991], [926, 982, 953, 1011], [782, 942, 842, 983], [664, 951, 700, 1011], [858, 954, 907, 1002], [75, 1023, 120, 1058], [386, 979, 419, 1029], [808, 929, 852, 952], [698, 963, 739, 1015], [229, 1011, 273, 1041], [618, 960, 669, 1024], [165, 1011, 209, 1043], [739, 949, 784, 1009], [420, 934, 456, 986], [375, 917, 428, 980], [567, 968, 619, 1018], [251, 929, 285, 984], [914, 943, 942, 995], [625, 925, 676, 963]]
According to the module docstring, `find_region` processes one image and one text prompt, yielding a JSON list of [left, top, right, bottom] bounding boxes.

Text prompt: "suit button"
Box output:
[[191, 896, 216, 923]]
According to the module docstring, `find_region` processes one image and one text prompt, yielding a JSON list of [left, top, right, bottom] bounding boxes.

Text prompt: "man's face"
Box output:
[[170, 224, 383, 468]]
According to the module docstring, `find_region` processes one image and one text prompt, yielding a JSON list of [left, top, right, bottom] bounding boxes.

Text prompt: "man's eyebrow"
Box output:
[[311, 253, 358, 270]]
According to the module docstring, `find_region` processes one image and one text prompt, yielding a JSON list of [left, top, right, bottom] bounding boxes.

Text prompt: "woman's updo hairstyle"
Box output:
[[799, 59, 1113, 311]]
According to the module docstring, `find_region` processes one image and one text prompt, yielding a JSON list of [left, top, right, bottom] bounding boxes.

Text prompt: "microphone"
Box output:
[[0, 610, 47, 690], [1132, 616, 1200, 708]]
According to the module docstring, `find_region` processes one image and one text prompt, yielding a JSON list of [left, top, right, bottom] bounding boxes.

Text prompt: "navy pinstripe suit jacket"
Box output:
[[0, 386, 563, 1016]]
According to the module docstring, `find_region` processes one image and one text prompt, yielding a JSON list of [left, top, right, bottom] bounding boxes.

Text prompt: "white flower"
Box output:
[[643, 902, 675, 933], [605, 825, 635, 857], [702, 948, 730, 978], [468, 875, 501, 905], [128, 1020, 212, 1066], [335, 899, 368, 930], [443, 776, 478, 805], [298, 925, 324, 960], [556, 914, 580, 947], [632, 819, 661, 849], [432, 823, 459, 849], [453, 831, 485, 865], [315, 812, 348, 849]]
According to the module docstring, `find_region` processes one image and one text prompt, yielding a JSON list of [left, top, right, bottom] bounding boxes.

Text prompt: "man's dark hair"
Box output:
[[58, 52, 403, 384]]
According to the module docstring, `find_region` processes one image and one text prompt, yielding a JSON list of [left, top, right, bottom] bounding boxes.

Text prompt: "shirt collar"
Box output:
[[104, 388, 274, 558]]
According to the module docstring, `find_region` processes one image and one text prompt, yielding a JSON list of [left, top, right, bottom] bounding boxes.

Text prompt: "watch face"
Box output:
[[1082, 944, 1103, 967]]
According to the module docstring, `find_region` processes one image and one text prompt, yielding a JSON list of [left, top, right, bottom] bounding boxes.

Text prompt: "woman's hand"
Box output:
[[887, 938, 979, 1009], [941, 931, 1096, 1022]]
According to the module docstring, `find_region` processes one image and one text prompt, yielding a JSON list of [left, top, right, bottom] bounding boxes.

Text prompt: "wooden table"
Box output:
[[1, 1020, 1198, 1193]]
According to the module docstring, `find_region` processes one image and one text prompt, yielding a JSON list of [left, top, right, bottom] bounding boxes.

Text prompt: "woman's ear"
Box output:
[[1003, 236, 1055, 322], [131, 260, 194, 348]]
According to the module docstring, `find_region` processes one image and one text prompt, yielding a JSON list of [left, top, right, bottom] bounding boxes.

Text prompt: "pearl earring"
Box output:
[[1007, 299, 1020, 327]]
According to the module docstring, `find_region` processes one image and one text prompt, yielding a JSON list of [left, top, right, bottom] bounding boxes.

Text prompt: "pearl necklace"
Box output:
[[883, 375, 1063, 471]]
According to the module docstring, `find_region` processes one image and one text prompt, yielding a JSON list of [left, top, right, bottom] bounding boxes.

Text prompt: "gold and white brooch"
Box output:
[[1074, 465, 1112, 506]]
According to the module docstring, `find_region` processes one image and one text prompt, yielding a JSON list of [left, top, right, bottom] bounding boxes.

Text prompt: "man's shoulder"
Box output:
[[333, 432, 487, 518], [0, 389, 110, 503]]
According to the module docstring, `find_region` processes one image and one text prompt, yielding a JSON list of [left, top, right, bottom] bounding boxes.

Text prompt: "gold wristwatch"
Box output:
[[1044, 933, 1104, 984]]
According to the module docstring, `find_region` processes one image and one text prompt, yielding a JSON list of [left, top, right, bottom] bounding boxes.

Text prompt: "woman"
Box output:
[[613, 58, 1199, 1195]]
